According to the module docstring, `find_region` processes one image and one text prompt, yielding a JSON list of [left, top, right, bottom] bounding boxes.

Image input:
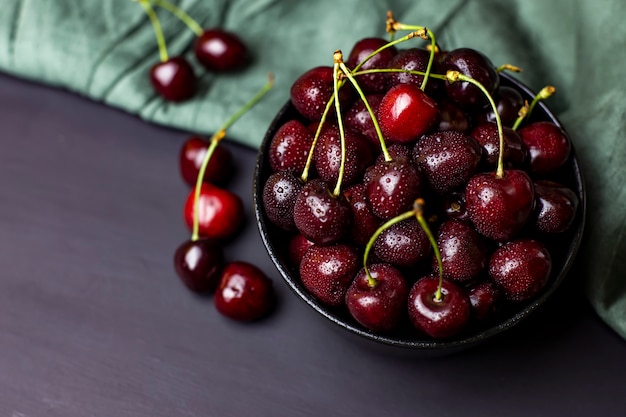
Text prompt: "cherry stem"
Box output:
[[511, 85, 556, 131], [338, 62, 391, 162], [413, 199, 444, 302], [353, 30, 426, 75], [362, 210, 415, 288], [147, 0, 204, 36], [496, 63, 523, 73], [138, 0, 169, 62], [191, 74, 274, 241], [387, 19, 436, 92], [446, 70, 505, 178], [331, 51, 348, 197], [300, 97, 333, 183]]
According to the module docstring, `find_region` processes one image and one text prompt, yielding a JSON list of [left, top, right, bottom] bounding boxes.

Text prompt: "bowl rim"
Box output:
[[253, 72, 587, 351]]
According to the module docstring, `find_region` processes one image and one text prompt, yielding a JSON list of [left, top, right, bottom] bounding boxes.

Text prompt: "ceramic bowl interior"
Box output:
[[253, 73, 586, 354]]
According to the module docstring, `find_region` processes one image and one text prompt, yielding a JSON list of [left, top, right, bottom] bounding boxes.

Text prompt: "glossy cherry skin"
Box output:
[[489, 239, 552, 302], [268, 119, 314, 174], [214, 262, 274, 321], [262, 171, 303, 232], [290, 66, 354, 121], [377, 83, 439, 143], [288, 234, 315, 266], [346, 37, 398, 93], [345, 93, 384, 146], [174, 239, 224, 293], [533, 180, 579, 234], [345, 264, 409, 333], [408, 275, 471, 339], [465, 169, 535, 242], [433, 219, 488, 284], [343, 183, 381, 247], [299, 244, 360, 307], [440, 47, 499, 109], [467, 279, 501, 322], [179, 136, 234, 187], [364, 158, 423, 219], [386, 47, 442, 96], [477, 85, 524, 127], [374, 218, 431, 268], [194, 29, 248, 72], [412, 130, 482, 194], [292, 179, 352, 245], [183, 183, 244, 240], [150, 57, 196, 102], [518, 121, 571, 175], [470, 122, 527, 169]]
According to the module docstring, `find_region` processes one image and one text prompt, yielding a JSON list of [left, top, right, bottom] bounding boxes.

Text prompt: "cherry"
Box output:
[[440, 47, 499, 109], [441, 190, 470, 221], [346, 37, 398, 94], [268, 119, 315, 174], [477, 85, 524, 127], [343, 183, 381, 247], [174, 239, 224, 293], [345, 263, 408, 333], [533, 180, 579, 234], [470, 122, 527, 169], [194, 29, 248, 72], [363, 158, 423, 219], [518, 121, 571, 175], [433, 219, 488, 284], [386, 47, 441, 95], [288, 234, 315, 266], [437, 99, 470, 132], [150, 57, 196, 102], [377, 83, 439, 143], [373, 218, 431, 268], [375, 143, 412, 164], [184, 182, 244, 240], [465, 169, 535, 242], [489, 239, 552, 302], [290, 66, 354, 121], [214, 262, 274, 321], [467, 279, 501, 322], [407, 275, 471, 339], [262, 171, 303, 232], [179, 136, 234, 187], [299, 244, 360, 307], [292, 178, 352, 245], [345, 93, 384, 146], [412, 130, 482, 194]]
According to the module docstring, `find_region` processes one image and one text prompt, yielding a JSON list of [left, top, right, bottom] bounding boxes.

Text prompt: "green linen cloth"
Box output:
[[1, 0, 624, 339]]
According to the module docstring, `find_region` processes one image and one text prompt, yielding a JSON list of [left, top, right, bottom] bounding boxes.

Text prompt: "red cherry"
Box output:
[[214, 262, 274, 321], [179, 136, 234, 187], [290, 66, 354, 121], [174, 239, 224, 293], [518, 121, 571, 175], [183, 183, 244, 240], [150, 56, 196, 102], [377, 83, 439, 143], [194, 29, 248, 72]]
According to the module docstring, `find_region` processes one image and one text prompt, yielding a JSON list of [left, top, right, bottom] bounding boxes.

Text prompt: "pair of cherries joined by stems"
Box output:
[[262, 12, 578, 339], [174, 75, 275, 322], [136, 0, 248, 101]]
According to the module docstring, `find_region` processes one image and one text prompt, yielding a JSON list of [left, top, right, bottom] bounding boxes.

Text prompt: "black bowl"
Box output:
[[253, 73, 586, 355]]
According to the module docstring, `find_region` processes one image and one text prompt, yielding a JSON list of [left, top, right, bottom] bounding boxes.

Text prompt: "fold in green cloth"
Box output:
[[1, 0, 624, 339]]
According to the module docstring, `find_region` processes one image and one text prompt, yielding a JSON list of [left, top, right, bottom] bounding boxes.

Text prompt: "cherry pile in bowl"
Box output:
[[254, 19, 585, 351]]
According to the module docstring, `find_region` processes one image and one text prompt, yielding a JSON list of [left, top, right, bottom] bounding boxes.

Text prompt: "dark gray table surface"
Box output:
[[1, 72, 624, 417]]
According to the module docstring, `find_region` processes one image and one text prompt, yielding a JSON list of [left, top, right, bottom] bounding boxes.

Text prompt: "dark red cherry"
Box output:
[[290, 66, 354, 121], [346, 37, 398, 93], [194, 29, 248, 72], [465, 169, 535, 242], [441, 190, 470, 221], [179, 136, 234, 187], [477, 85, 524, 127], [518, 121, 571, 175], [364, 158, 423, 219], [343, 183, 381, 247], [386, 47, 442, 95], [292, 179, 352, 245], [408, 275, 471, 339], [437, 99, 470, 132], [214, 262, 274, 321], [183, 183, 244, 240], [469, 122, 527, 169], [262, 171, 303, 231], [374, 218, 431, 268], [288, 234, 315, 266], [377, 83, 439, 143], [346, 264, 409, 333], [433, 219, 488, 284], [533, 180, 579, 234], [440, 47, 499, 109], [313, 125, 375, 186], [174, 239, 224, 293], [299, 244, 360, 307], [150, 56, 196, 102], [412, 130, 482, 194], [467, 279, 501, 322], [268, 120, 314, 174], [345, 93, 384, 146], [375, 143, 411, 164], [489, 239, 552, 302]]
